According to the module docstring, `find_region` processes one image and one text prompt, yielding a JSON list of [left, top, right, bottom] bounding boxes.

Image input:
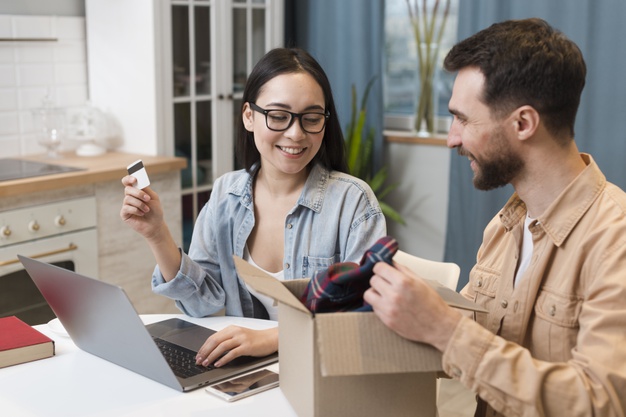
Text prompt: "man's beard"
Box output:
[[459, 128, 523, 191]]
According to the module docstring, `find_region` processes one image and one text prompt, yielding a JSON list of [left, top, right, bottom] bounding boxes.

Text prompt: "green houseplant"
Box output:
[[344, 78, 405, 225]]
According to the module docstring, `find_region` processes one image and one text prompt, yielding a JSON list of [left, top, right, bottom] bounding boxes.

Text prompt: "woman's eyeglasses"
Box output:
[[249, 102, 329, 134]]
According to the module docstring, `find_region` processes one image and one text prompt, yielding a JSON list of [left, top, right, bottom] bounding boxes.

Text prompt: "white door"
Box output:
[[163, 0, 284, 250]]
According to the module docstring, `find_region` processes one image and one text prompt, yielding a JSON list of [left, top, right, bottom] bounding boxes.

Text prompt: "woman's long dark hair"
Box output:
[[236, 48, 348, 173]]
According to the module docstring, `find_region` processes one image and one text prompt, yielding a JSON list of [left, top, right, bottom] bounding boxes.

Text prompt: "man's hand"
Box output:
[[364, 261, 462, 352]]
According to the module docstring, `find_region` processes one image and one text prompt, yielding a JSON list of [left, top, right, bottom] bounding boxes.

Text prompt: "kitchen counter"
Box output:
[[1, 152, 187, 314], [0, 152, 187, 198]]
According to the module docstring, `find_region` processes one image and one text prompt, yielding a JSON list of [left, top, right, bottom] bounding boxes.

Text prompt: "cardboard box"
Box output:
[[234, 256, 478, 417]]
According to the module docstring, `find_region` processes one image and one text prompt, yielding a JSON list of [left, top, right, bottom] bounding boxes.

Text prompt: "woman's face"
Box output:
[[242, 72, 326, 178]]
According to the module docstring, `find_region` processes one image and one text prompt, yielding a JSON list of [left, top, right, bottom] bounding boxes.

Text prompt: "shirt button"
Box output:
[[476, 279, 483, 287], [549, 305, 556, 316], [286, 223, 293, 229], [501, 300, 508, 309], [285, 263, 290, 269]]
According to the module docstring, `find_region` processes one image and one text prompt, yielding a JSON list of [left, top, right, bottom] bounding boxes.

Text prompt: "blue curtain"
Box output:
[[285, 0, 385, 169], [444, 0, 626, 289]]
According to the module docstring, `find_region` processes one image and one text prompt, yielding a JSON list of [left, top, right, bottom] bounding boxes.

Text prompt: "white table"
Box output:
[[0, 314, 298, 417]]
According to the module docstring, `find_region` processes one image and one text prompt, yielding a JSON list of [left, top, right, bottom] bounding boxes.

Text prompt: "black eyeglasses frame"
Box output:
[[249, 102, 330, 134]]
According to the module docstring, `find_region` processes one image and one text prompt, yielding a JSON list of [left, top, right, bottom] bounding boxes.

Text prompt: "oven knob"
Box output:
[[0, 225, 10, 238], [28, 220, 40, 232], [55, 215, 66, 227]]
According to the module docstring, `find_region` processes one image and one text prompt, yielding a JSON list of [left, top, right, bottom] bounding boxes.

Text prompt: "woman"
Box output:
[[120, 48, 386, 367]]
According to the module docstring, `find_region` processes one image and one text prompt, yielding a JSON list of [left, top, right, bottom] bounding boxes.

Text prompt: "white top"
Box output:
[[514, 215, 535, 287], [243, 246, 284, 320]]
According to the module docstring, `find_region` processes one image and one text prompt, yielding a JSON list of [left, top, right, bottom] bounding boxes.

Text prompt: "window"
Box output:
[[383, 0, 459, 132]]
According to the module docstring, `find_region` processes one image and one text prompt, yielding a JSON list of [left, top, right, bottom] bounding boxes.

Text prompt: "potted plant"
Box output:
[[344, 78, 405, 225]]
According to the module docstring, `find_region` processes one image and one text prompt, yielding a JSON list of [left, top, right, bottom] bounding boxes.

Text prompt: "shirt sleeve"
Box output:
[[342, 194, 387, 263], [151, 192, 228, 317], [151, 250, 227, 317]]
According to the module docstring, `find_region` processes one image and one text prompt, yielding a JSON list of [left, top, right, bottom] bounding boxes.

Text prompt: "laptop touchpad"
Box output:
[[147, 318, 215, 351]]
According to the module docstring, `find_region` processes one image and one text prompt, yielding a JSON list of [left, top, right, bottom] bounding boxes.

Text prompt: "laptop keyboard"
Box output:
[[153, 338, 214, 379]]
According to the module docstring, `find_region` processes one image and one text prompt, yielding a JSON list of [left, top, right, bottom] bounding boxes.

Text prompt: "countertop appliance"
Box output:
[[0, 158, 84, 182]]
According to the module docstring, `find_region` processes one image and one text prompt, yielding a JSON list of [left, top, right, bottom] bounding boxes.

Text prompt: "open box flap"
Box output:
[[315, 312, 443, 377], [424, 279, 488, 313], [234, 256, 312, 316]]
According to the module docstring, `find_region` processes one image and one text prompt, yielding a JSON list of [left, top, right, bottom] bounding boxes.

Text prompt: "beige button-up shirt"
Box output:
[[443, 154, 626, 417]]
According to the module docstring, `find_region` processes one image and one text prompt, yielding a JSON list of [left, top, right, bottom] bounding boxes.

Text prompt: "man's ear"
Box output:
[[242, 102, 254, 132], [512, 105, 540, 141]]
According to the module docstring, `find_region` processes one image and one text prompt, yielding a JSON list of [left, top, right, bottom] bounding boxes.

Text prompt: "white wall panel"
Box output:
[[0, 14, 88, 158]]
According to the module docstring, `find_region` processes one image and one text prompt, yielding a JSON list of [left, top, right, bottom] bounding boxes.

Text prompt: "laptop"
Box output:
[[18, 255, 278, 392]]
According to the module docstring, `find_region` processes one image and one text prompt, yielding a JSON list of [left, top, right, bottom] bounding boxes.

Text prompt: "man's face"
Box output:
[[447, 67, 523, 191]]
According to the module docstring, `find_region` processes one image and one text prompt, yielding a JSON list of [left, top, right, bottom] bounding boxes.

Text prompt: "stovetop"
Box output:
[[0, 158, 85, 182]]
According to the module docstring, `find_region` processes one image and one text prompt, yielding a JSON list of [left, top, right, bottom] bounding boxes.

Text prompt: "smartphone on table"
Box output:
[[205, 368, 279, 402]]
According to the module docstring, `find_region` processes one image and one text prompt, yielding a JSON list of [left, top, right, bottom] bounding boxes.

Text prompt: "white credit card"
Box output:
[[127, 159, 150, 189]]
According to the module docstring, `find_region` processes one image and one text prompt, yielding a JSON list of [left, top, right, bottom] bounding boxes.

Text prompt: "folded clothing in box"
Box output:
[[300, 236, 398, 313]]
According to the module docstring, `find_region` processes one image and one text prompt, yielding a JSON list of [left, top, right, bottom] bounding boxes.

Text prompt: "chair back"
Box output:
[[392, 250, 460, 291]]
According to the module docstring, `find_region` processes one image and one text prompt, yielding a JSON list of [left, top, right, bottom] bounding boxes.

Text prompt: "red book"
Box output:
[[0, 316, 55, 368]]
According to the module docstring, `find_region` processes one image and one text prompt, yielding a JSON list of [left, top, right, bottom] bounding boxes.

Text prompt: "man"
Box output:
[[364, 18, 626, 417]]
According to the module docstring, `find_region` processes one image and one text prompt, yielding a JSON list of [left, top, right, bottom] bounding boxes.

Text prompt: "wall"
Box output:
[[85, 0, 162, 156], [0, 14, 88, 157], [0, 1, 156, 158], [0, 0, 84, 16], [385, 140, 451, 263]]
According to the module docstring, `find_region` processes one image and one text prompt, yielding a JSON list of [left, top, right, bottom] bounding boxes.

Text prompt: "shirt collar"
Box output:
[[227, 162, 330, 213], [297, 163, 328, 213], [227, 164, 259, 208], [499, 153, 606, 246]]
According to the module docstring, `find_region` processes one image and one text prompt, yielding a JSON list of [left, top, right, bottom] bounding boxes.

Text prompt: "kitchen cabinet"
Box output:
[[0, 153, 187, 315], [86, 0, 284, 251]]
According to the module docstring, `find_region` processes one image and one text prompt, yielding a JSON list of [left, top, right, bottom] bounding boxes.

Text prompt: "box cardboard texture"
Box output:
[[234, 256, 458, 417]]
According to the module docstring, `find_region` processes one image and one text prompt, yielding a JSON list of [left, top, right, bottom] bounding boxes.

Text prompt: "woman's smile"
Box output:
[[277, 145, 307, 155]]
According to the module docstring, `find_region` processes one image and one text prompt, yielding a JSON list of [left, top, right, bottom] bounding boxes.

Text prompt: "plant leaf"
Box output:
[[376, 182, 400, 201], [368, 166, 388, 193], [349, 108, 367, 175], [379, 201, 406, 225], [348, 84, 357, 144], [343, 78, 405, 225], [360, 76, 377, 111]]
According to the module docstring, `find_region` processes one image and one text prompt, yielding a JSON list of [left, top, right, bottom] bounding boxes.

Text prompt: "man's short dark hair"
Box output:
[[444, 18, 586, 141]]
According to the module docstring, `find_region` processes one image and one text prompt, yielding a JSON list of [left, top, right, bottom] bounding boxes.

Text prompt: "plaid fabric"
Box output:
[[300, 236, 398, 313]]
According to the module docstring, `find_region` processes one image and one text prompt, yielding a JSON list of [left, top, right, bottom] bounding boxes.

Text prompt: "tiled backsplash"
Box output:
[[0, 14, 88, 157]]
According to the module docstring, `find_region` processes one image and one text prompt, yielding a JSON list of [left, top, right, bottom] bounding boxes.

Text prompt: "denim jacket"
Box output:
[[151, 163, 387, 318]]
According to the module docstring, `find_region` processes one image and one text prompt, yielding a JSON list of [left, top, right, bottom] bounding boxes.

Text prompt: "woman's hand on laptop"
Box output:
[[195, 326, 278, 367]]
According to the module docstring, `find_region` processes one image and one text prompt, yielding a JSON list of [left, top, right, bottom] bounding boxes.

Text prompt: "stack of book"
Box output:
[[0, 316, 55, 368]]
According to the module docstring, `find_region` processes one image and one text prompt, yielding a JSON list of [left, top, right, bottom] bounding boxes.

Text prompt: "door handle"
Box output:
[[0, 243, 78, 267]]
